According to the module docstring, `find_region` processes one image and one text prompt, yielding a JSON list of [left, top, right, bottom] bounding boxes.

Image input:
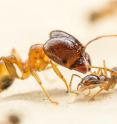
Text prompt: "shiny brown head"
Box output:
[[43, 30, 91, 73]]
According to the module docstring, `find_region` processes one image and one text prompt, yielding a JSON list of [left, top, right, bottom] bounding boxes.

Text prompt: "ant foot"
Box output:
[[51, 100, 59, 105], [89, 97, 95, 101]]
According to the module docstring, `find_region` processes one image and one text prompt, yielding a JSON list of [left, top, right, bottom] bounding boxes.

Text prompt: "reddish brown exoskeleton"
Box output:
[[44, 30, 91, 73], [0, 30, 117, 104]]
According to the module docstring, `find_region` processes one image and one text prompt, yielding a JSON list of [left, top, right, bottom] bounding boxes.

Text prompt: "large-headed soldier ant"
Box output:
[[0, 30, 117, 104]]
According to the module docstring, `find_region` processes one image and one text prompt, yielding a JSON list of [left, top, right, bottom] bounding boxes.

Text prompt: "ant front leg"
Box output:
[[31, 70, 58, 104], [69, 74, 82, 93], [50, 61, 70, 93]]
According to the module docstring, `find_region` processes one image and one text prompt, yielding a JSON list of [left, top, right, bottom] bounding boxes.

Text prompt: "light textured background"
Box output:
[[0, 0, 117, 124]]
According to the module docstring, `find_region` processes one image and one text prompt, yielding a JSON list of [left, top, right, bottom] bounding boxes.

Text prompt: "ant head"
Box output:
[[77, 75, 100, 92], [71, 52, 91, 73]]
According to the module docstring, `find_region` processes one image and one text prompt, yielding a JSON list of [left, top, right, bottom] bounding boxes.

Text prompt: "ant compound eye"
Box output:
[[62, 59, 67, 64], [71, 57, 85, 68], [77, 57, 84, 65]]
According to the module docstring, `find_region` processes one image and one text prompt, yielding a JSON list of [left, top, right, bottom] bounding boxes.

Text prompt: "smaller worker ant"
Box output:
[[70, 61, 117, 100], [89, 0, 117, 23], [0, 30, 117, 104]]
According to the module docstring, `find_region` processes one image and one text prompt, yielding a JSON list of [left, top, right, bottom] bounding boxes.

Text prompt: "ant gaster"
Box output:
[[0, 30, 117, 104]]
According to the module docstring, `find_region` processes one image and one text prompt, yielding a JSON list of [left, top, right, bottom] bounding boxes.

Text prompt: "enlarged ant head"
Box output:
[[44, 30, 91, 73], [44, 31, 117, 74]]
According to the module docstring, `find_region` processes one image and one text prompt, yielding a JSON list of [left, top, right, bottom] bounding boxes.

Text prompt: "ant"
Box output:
[[89, 0, 117, 23], [70, 60, 117, 100], [0, 30, 117, 104]]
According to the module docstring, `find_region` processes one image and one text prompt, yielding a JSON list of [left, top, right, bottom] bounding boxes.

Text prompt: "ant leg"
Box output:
[[44, 64, 58, 82], [11, 48, 22, 62], [109, 80, 116, 89], [91, 71, 97, 75], [0, 57, 20, 92], [31, 71, 58, 104], [50, 61, 70, 92], [103, 60, 108, 76], [89, 88, 103, 101], [88, 65, 113, 73], [96, 68, 103, 76], [69, 74, 82, 91], [0, 57, 19, 78], [89, 65, 103, 76], [0, 56, 58, 104], [0, 56, 30, 80], [89, 66, 101, 76], [86, 89, 91, 96], [102, 61, 114, 90]]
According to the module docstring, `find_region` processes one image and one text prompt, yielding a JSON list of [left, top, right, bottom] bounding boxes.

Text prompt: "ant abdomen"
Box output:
[[111, 67, 117, 83], [0, 76, 14, 90], [0, 62, 14, 91]]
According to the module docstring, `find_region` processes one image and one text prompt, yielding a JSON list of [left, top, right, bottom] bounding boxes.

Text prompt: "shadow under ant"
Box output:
[[0, 89, 68, 103], [73, 88, 117, 103], [1, 87, 117, 104]]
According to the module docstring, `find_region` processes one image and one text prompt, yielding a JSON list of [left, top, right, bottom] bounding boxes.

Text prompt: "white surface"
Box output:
[[0, 0, 117, 124]]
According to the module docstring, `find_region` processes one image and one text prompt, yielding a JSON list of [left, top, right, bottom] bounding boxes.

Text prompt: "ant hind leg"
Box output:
[[0, 57, 18, 78], [11, 48, 22, 62], [89, 88, 103, 101]]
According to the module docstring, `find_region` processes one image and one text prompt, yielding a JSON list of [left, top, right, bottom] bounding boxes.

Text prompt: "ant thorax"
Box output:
[[28, 44, 50, 71]]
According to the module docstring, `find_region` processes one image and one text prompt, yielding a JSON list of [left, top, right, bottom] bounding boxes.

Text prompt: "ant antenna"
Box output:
[[88, 65, 114, 74], [84, 34, 117, 51]]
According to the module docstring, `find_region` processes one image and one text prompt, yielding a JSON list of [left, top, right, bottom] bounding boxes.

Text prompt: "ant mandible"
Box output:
[[0, 30, 117, 104], [70, 60, 117, 100]]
